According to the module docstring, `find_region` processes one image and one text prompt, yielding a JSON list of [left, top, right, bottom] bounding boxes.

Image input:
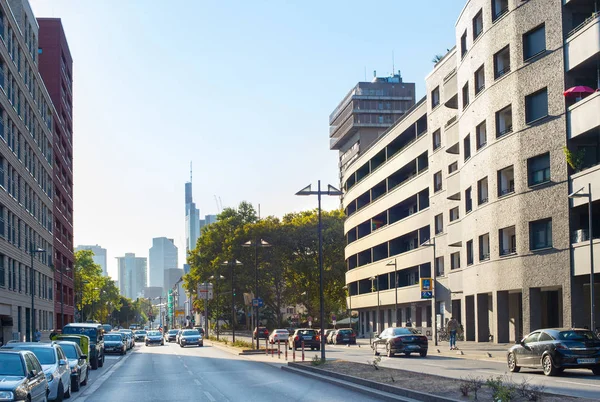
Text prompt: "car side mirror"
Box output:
[[28, 369, 37, 378], [59, 359, 67, 366], [80, 354, 87, 360]]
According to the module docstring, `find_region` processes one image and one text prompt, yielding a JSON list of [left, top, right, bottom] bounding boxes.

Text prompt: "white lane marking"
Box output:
[[188, 370, 193, 375], [204, 391, 216, 401], [554, 380, 600, 388], [194, 379, 201, 386], [75, 350, 133, 401]]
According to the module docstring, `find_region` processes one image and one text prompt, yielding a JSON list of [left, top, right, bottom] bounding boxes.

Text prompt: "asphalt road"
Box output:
[[69, 341, 383, 402]]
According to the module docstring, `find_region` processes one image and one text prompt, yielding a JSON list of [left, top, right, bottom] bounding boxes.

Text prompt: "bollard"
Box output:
[[301, 340, 305, 362], [285, 341, 288, 361], [292, 342, 295, 361], [271, 339, 275, 357], [278, 339, 281, 359], [265, 337, 268, 356]]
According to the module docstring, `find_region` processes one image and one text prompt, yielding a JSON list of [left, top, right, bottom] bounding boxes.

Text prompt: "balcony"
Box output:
[[570, 164, 600, 207], [572, 238, 600, 276], [443, 69, 457, 105], [447, 220, 462, 247], [567, 92, 600, 139], [446, 172, 461, 200], [345, 285, 422, 310], [565, 13, 600, 71], [445, 119, 459, 153]]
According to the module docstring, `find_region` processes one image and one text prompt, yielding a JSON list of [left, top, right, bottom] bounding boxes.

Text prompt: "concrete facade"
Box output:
[[340, 0, 600, 342], [148, 237, 178, 291], [0, 0, 56, 343], [75, 245, 107, 276], [117, 253, 147, 299]]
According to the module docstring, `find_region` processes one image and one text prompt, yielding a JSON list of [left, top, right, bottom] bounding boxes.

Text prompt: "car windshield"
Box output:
[[63, 327, 97, 338], [168, 330, 178, 335], [147, 331, 161, 336], [338, 329, 353, 335], [558, 330, 598, 341], [297, 330, 315, 336], [392, 328, 419, 336], [136, 331, 147, 335], [275, 330, 288, 334], [0, 354, 25, 376], [105, 334, 123, 342], [59, 344, 78, 359], [9, 347, 56, 364], [183, 330, 199, 336]]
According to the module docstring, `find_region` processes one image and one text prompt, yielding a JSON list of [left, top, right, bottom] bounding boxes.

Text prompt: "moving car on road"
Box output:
[[268, 329, 290, 344], [103, 333, 127, 355], [0, 350, 48, 402], [62, 323, 105, 369], [56, 341, 89, 392], [179, 330, 203, 348], [288, 329, 320, 351], [145, 331, 165, 346], [134, 330, 147, 342], [332, 328, 357, 345], [2, 342, 72, 401], [507, 328, 600, 376], [253, 327, 269, 340], [372, 327, 428, 357], [166, 329, 179, 343]]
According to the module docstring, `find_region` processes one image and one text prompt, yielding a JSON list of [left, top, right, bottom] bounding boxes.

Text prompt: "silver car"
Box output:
[[56, 341, 89, 392], [2, 342, 71, 401]]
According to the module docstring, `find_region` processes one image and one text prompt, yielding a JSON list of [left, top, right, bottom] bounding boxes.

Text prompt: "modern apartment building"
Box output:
[[37, 18, 74, 329], [117, 253, 147, 299], [148, 237, 178, 291], [0, 0, 56, 342], [75, 244, 107, 276], [329, 72, 415, 175], [340, 0, 599, 343]]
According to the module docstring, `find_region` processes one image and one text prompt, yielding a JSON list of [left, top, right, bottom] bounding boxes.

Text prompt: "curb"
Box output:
[[285, 363, 462, 402], [205, 340, 264, 356]]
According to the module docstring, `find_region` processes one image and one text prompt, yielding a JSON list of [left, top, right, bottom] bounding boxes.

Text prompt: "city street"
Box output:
[[69, 342, 383, 402]]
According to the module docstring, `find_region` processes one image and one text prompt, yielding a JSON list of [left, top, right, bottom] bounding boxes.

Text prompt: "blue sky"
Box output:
[[30, 0, 465, 278]]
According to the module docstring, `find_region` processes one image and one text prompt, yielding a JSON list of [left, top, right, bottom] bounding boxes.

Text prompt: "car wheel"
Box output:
[[55, 381, 65, 402], [404, 352, 411, 356], [64, 381, 71, 399], [180, 344, 184, 348], [71, 374, 80, 392], [507, 352, 520, 373], [373, 344, 378, 356], [98, 355, 104, 368], [91, 357, 98, 370], [542, 354, 558, 376], [81, 369, 88, 386], [419, 351, 427, 358], [591, 366, 600, 375], [386, 343, 394, 357]]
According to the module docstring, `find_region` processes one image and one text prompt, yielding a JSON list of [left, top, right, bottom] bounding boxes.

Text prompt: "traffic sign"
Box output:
[[420, 278, 433, 291], [331, 314, 336, 321], [307, 316, 313, 322], [252, 298, 264, 307], [421, 291, 433, 299]]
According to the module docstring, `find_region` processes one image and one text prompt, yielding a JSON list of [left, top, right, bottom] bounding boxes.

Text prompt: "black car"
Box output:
[[372, 327, 429, 357], [166, 329, 179, 343], [288, 329, 320, 350], [62, 323, 105, 369], [103, 333, 127, 355], [332, 328, 357, 345], [253, 327, 269, 340], [0, 350, 48, 402], [507, 328, 600, 376], [179, 330, 203, 348]]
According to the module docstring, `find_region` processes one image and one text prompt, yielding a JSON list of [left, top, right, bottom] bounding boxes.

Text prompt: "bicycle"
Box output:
[[437, 329, 449, 342]]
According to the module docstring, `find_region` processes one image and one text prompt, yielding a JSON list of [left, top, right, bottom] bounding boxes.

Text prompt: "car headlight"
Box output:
[[0, 391, 14, 401], [46, 373, 54, 382]]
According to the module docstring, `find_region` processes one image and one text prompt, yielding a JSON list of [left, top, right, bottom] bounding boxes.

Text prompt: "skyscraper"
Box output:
[[117, 253, 147, 299], [185, 168, 200, 252], [75, 245, 108, 276], [199, 214, 217, 231], [148, 237, 178, 291]]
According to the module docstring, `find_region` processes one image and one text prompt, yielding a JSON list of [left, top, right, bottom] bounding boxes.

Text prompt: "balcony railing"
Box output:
[[445, 116, 457, 128], [567, 12, 599, 38], [572, 229, 600, 243]]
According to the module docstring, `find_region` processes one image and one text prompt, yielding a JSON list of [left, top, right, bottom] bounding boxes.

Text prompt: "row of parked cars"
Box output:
[[252, 327, 357, 351]]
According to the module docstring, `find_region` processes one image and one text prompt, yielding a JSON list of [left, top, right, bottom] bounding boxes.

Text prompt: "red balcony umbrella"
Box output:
[[563, 86, 596, 98]]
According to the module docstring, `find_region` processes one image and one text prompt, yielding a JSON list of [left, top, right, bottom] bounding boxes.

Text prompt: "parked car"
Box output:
[[62, 323, 105, 369], [332, 328, 357, 345], [103, 333, 127, 355], [166, 329, 179, 343], [50, 334, 91, 367], [145, 331, 165, 346], [2, 342, 72, 401], [507, 328, 600, 376], [372, 327, 428, 357], [253, 327, 269, 340], [179, 330, 203, 348], [134, 330, 147, 342], [118, 330, 135, 349], [193, 326, 205, 337], [288, 329, 320, 350], [101, 324, 112, 334], [0, 350, 48, 402], [268, 329, 290, 344], [56, 341, 89, 392]]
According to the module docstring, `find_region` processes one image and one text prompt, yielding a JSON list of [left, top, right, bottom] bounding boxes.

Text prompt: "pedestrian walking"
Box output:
[[34, 329, 42, 342], [447, 317, 459, 350]]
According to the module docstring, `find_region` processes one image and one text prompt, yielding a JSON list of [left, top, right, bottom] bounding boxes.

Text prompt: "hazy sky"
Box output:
[[29, 0, 465, 278]]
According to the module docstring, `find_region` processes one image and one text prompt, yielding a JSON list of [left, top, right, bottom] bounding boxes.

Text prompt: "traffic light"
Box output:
[[233, 288, 236, 297]]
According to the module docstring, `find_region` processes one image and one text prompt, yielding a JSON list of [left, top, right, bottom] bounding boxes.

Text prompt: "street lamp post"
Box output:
[[221, 260, 243, 343], [29, 246, 46, 342], [242, 238, 271, 349], [296, 181, 342, 362], [369, 275, 380, 334], [386, 258, 399, 326], [569, 184, 595, 331], [421, 237, 438, 346]]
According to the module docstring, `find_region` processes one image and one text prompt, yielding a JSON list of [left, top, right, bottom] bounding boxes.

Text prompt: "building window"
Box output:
[[465, 187, 473, 213], [466, 240, 474, 265], [434, 171, 442, 192], [478, 177, 489, 204], [497, 165, 515, 196], [435, 256, 445, 276], [523, 24, 546, 61], [479, 233, 490, 261], [476, 120, 487, 149], [492, 0, 509, 22], [435, 213, 444, 235], [0, 254, 4, 287], [462, 82, 469, 109], [0, 9, 4, 40], [499, 225, 516, 256], [448, 161, 458, 174], [530, 218, 552, 250], [464, 134, 471, 161], [474, 65, 485, 94], [449, 207, 460, 222], [494, 46, 510, 79], [0, 61, 4, 90], [451, 252, 461, 270], [525, 88, 548, 124], [432, 129, 441, 150], [495, 105, 512, 137], [431, 87, 440, 109], [473, 10, 483, 40], [461, 30, 468, 58], [528, 152, 550, 186]]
